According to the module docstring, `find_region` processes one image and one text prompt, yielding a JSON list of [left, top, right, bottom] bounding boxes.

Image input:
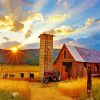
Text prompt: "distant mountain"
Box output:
[[0, 49, 60, 66]]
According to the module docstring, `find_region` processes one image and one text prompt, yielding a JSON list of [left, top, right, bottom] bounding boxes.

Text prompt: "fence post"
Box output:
[[87, 65, 93, 100]]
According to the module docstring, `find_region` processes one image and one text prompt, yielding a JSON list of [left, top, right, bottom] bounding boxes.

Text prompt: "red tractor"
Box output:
[[42, 69, 61, 84]]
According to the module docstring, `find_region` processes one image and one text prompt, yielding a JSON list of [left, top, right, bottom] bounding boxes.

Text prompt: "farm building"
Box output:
[[39, 33, 54, 75], [53, 44, 100, 80]]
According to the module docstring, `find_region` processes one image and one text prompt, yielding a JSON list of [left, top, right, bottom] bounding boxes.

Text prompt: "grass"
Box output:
[[0, 65, 40, 79], [0, 65, 39, 73], [0, 89, 21, 100], [30, 82, 73, 100], [0, 79, 73, 100], [58, 78, 100, 100], [0, 79, 30, 100]]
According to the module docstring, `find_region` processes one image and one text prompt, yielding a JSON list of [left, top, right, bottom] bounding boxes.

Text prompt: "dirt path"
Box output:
[[29, 82, 73, 100]]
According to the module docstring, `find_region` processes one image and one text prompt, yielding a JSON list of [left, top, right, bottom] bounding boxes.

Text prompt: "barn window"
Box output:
[[64, 51, 66, 58]]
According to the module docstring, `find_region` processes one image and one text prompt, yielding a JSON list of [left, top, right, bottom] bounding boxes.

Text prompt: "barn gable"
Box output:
[[54, 44, 74, 65]]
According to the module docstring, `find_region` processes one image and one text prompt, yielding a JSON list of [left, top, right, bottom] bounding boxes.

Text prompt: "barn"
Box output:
[[53, 44, 100, 80]]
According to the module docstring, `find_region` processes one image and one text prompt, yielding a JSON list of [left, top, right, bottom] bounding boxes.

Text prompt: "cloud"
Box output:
[[54, 37, 80, 48], [48, 14, 70, 23], [0, 16, 24, 31], [30, 13, 44, 21], [55, 26, 75, 33], [53, 32, 100, 50], [57, 0, 62, 5], [0, 0, 44, 32], [97, 20, 100, 24], [57, 0, 68, 8], [21, 43, 39, 49], [63, 1, 68, 8], [45, 17, 100, 38], [48, 25, 76, 36], [11, 20, 24, 32], [2, 0, 22, 17], [3, 36, 9, 41], [25, 30, 32, 39], [0, 16, 13, 30], [68, 0, 98, 16], [85, 18, 94, 27], [76, 32, 100, 50], [0, 41, 20, 49], [43, 17, 100, 38], [32, 0, 48, 12], [22, 12, 44, 22]]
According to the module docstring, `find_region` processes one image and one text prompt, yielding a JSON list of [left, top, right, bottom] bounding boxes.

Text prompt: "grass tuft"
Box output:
[[58, 78, 100, 100]]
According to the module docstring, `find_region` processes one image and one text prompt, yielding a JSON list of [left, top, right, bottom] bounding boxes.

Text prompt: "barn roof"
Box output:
[[66, 45, 100, 63]]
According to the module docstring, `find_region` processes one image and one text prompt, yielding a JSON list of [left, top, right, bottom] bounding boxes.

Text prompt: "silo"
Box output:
[[39, 33, 53, 75]]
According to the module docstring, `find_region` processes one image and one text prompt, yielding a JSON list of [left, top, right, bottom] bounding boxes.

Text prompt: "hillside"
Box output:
[[0, 49, 60, 66]]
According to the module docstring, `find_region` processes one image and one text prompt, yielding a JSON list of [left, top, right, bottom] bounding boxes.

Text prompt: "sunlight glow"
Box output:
[[10, 47, 18, 53]]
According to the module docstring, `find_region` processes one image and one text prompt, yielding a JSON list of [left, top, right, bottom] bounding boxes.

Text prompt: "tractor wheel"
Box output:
[[52, 76, 57, 81], [56, 72, 61, 81], [43, 77, 49, 84]]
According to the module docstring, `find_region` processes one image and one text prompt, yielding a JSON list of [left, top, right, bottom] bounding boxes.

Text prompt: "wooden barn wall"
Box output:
[[53, 45, 100, 80], [53, 45, 87, 79], [53, 45, 86, 79], [53, 45, 74, 79]]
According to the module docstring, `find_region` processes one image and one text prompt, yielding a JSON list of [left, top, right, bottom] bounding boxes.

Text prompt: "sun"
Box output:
[[10, 47, 18, 53]]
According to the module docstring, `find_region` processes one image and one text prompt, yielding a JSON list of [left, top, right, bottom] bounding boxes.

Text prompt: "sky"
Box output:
[[0, 0, 100, 50]]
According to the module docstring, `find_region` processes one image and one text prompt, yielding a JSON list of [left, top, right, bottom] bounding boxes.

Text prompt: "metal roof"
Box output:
[[66, 45, 100, 63]]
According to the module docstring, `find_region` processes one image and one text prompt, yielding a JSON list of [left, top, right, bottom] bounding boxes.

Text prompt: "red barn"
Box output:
[[53, 44, 100, 80]]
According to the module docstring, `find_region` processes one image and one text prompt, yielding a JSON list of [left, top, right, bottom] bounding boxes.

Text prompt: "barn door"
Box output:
[[62, 62, 72, 78]]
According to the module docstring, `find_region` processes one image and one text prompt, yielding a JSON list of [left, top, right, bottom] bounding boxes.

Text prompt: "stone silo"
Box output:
[[39, 33, 53, 75]]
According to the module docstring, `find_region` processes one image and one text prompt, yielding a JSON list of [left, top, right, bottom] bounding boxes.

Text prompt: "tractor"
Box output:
[[42, 69, 61, 84]]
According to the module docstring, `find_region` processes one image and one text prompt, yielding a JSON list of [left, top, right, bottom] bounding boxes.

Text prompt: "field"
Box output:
[[0, 65, 39, 73], [0, 65, 73, 100], [0, 65, 40, 79], [0, 65, 100, 100], [0, 77, 100, 100], [58, 78, 100, 100], [0, 79, 30, 100], [0, 79, 74, 100]]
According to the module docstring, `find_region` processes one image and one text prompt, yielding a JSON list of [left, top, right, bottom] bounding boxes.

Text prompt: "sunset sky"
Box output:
[[0, 0, 100, 50]]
